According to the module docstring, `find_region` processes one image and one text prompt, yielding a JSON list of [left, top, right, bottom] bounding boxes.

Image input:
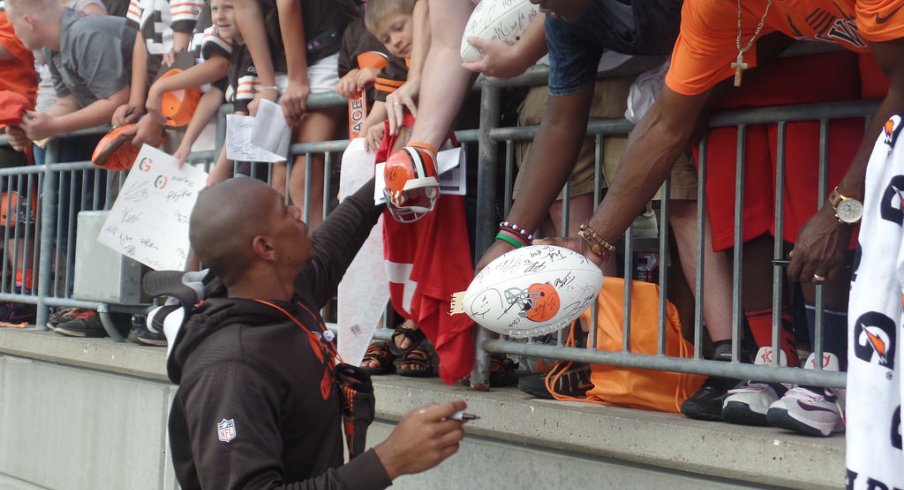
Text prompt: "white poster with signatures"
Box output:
[[98, 145, 208, 271]]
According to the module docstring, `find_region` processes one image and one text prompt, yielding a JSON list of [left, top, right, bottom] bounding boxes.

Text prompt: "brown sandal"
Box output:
[[397, 346, 436, 378], [360, 340, 396, 375], [389, 321, 426, 357]]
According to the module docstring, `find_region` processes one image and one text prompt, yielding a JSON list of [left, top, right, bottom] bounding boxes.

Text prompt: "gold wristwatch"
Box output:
[[828, 186, 863, 224]]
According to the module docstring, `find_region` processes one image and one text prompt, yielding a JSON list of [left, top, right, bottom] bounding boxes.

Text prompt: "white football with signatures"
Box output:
[[459, 245, 603, 338], [460, 0, 540, 63]]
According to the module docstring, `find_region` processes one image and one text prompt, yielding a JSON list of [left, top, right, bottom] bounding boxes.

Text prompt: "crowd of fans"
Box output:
[[0, 0, 902, 487]]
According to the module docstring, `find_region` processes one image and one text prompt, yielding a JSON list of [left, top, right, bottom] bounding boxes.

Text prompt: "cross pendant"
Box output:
[[731, 52, 749, 87]]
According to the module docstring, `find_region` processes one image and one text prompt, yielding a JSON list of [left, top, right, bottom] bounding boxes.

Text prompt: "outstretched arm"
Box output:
[[584, 85, 714, 253], [788, 38, 904, 282], [476, 86, 593, 271], [173, 87, 225, 166], [234, 0, 278, 114], [385, 0, 430, 132], [299, 178, 384, 307], [276, 0, 310, 125], [480, 83, 714, 272], [21, 88, 130, 140], [112, 33, 149, 126], [146, 56, 229, 114]]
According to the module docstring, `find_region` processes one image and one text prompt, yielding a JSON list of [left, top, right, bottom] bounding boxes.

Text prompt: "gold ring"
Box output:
[[813, 273, 826, 282]]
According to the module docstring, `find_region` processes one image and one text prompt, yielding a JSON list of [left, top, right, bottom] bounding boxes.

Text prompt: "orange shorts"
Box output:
[[695, 52, 866, 251]]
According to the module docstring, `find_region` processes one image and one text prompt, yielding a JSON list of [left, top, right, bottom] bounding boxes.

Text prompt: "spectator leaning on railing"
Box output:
[[31, 1, 108, 167], [4, 0, 136, 335], [4, 0, 135, 153]]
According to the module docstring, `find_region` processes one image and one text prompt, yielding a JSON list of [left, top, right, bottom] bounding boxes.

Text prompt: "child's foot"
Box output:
[[360, 340, 396, 375], [397, 345, 436, 378], [390, 319, 426, 356]]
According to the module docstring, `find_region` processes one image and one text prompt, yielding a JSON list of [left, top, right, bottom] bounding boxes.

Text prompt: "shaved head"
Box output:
[[190, 178, 279, 285]]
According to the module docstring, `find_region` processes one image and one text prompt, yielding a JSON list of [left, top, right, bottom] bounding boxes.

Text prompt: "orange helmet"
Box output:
[[92, 124, 139, 171], [158, 69, 201, 128], [383, 146, 440, 223]]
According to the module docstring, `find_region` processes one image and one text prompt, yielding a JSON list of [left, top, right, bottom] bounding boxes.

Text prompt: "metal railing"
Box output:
[[0, 63, 869, 389]]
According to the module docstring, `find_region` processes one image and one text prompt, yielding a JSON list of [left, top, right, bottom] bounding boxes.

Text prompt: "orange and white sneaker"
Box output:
[[383, 143, 439, 223]]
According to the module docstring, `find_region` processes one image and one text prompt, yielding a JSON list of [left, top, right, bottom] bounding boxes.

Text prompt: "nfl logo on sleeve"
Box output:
[[217, 419, 237, 443]]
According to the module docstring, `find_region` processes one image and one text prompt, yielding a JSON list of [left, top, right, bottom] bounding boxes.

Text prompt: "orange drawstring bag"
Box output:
[[548, 277, 705, 413]]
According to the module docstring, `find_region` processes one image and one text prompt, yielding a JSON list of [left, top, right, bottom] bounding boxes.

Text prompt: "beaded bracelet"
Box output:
[[499, 221, 534, 243], [498, 227, 529, 245], [577, 223, 616, 261], [495, 231, 525, 249]]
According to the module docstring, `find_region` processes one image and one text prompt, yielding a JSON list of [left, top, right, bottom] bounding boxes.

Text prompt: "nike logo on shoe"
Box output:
[[797, 402, 837, 413]]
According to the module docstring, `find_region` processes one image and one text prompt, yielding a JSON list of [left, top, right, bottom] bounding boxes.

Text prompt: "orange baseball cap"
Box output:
[[356, 51, 389, 70], [158, 69, 201, 128]]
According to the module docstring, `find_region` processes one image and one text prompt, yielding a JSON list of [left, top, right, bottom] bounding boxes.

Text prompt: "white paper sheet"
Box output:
[[373, 146, 466, 205], [250, 99, 291, 158], [337, 138, 390, 366], [98, 145, 208, 271], [225, 114, 285, 163]]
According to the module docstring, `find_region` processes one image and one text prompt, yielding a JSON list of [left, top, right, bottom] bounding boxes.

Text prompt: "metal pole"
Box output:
[[772, 122, 787, 366], [590, 134, 604, 352], [36, 143, 59, 330], [657, 179, 670, 356], [695, 137, 708, 359], [731, 125, 747, 362], [470, 78, 501, 389], [814, 119, 829, 370]]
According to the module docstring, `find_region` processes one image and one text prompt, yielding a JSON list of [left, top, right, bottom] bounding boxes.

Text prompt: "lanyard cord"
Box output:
[[253, 299, 343, 365]]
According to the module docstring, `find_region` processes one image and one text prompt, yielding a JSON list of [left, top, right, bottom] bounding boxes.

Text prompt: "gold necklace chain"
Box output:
[[737, 0, 773, 54], [731, 0, 773, 86]]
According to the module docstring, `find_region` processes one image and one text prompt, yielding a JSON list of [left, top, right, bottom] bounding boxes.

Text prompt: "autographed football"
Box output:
[[459, 0, 540, 63], [452, 245, 603, 338]]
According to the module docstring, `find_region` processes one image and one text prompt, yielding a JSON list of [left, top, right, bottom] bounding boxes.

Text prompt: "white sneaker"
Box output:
[[631, 207, 658, 239], [766, 352, 845, 437], [722, 347, 788, 426]]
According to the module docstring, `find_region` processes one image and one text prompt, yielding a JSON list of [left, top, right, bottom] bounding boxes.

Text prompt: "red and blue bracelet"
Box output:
[[499, 221, 534, 244]]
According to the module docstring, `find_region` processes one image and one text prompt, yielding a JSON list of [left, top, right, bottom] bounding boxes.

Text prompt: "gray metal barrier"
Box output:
[[0, 73, 871, 390], [474, 84, 875, 389]]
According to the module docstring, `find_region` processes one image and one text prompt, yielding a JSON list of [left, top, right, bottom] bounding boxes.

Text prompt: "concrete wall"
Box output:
[[0, 356, 178, 490], [0, 330, 845, 489]]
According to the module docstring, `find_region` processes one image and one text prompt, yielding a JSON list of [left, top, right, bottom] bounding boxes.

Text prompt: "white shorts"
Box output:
[[273, 53, 340, 95]]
